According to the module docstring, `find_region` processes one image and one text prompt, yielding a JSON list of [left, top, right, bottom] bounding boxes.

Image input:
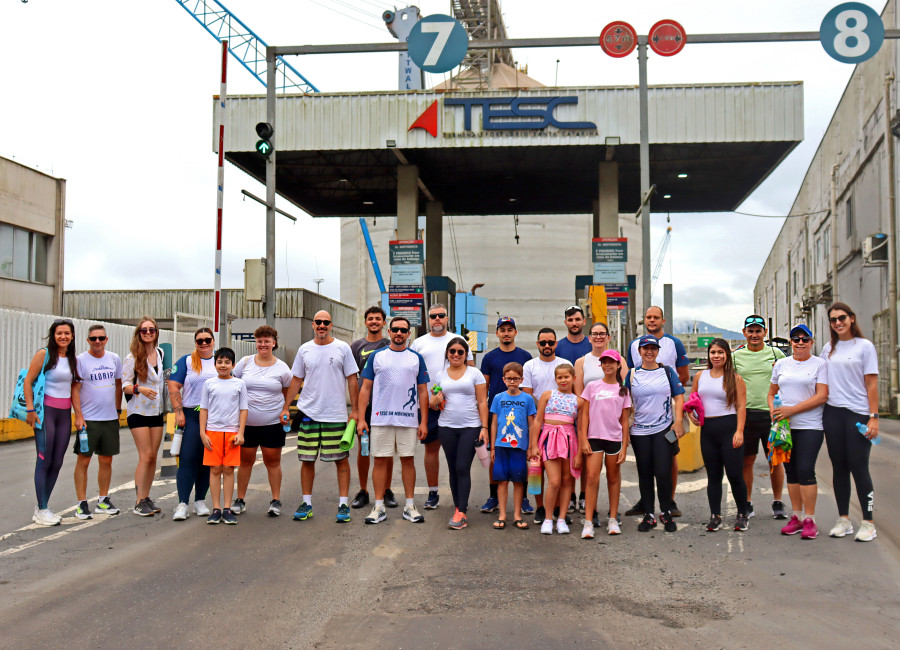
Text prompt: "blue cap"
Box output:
[[790, 324, 813, 339], [638, 334, 660, 348], [496, 316, 516, 329]]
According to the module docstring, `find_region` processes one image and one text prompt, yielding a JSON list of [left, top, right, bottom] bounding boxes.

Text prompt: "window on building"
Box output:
[[0, 224, 50, 283], [801, 258, 807, 286], [846, 197, 854, 239], [824, 229, 831, 262], [793, 270, 797, 295], [815, 237, 822, 267]]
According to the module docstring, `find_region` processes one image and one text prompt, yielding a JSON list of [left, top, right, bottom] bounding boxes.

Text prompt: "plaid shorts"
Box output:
[[296, 413, 348, 462]]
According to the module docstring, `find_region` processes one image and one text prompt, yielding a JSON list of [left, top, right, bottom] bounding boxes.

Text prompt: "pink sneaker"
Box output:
[[781, 515, 803, 535], [801, 518, 818, 539]]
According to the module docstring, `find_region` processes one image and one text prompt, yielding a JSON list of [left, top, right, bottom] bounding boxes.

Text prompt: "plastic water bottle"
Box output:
[[856, 421, 881, 445], [282, 413, 292, 433], [360, 432, 370, 457], [78, 427, 89, 454], [474, 439, 490, 467], [773, 394, 783, 408], [527, 458, 542, 495], [170, 427, 184, 456]]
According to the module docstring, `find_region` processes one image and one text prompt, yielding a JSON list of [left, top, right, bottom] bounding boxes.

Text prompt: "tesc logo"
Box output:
[[408, 100, 439, 137]]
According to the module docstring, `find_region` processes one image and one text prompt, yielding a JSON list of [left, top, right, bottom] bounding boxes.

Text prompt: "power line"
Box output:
[[307, 0, 385, 33], [731, 209, 829, 218]]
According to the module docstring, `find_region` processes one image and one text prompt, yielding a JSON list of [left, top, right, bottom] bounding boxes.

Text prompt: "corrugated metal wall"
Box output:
[[0, 309, 255, 414]]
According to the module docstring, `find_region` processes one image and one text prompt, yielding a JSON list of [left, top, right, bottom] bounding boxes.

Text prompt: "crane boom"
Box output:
[[176, 0, 319, 93], [650, 226, 672, 296]]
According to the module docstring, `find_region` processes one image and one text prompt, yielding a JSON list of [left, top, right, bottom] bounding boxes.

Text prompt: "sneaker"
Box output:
[[75, 501, 93, 520], [746, 502, 755, 519], [207, 509, 222, 525], [133, 498, 154, 517], [173, 502, 190, 521], [293, 502, 313, 521], [424, 491, 440, 510], [336, 503, 351, 523], [364, 504, 386, 524], [638, 514, 657, 532], [734, 513, 749, 531], [781, 515, 804, 535], [551, 507, 572, 525], [448, 509, 467, 529], [707, 515, 723, 531], [521, 498, 534, 515], [581, 521, 594, 539], [147, 498, 161, 514], [267, 499, 282, 517], [607, 518, 621, 535], [33, 508, 60, 526], [772, 500, 788, 520], [222, 508, 237, 524], [94, 496, 119, 515], [533, 506, 546, 525], [556, 519, 570, 534], [593, 511, 602, 528], [577, 494, 586, 513], [567, 494, 576, 514], [624, 502, 646, 517], [660, 512, 677, 532], [480, 496, 499, 513], [855, 521, 877, 542], [383, 488, 399, 509], [403, 505, 425, 523], [540, 519, 553, 534], [350, 489, 369, 509], [193, 500, 210, 517], [231, 498, 246, 515], [669, 501, 682, 517], [829, 517, 854, 538], [801, 518, 818, 540]]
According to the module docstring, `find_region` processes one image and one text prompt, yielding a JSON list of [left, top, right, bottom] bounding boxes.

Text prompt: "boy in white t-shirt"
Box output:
[[199, 348, 248, 525]]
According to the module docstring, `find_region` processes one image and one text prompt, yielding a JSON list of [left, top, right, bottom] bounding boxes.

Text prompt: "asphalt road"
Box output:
[[2, 422, 899, 649]]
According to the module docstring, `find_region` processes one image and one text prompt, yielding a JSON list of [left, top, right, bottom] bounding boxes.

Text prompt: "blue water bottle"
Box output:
[[282, 413, 292, 433], [78, 427, 89, 454], [773, 394, 783, 408], [855, 421, 881, 445], [360, 431, 370, 457]]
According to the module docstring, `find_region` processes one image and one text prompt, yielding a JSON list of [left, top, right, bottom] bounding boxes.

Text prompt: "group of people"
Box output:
[[19, 300, 880, 543]]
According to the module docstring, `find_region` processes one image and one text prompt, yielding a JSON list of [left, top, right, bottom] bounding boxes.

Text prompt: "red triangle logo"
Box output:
[[408, 100, 438, 137]]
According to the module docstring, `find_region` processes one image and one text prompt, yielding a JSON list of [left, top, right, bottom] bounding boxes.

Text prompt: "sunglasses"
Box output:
[[791, 336, 812, 343], [314, 319, 332, 326], [429, 313, 447, 319], [88, 336, 107, 342], [537, 340, 556, 347], [390, 327, 409, 333], [140, 328, 157, 335], [744, 317, 766, 327], [53, 319, 74, 327], [195, 337, 214, 345], [829, 314, 848, 324], [564, 306, 584, 316], [448, 349, 466, 356]]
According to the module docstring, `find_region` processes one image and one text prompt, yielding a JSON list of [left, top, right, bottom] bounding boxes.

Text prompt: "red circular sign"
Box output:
[[648, 19, 686, 56], [600, 21, 637, 58]]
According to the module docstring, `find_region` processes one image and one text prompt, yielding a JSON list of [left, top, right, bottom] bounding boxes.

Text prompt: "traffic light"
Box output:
[[255, 122, 274, 158]]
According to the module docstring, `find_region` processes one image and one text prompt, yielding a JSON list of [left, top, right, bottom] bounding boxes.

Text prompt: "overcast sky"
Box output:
[[0, 0, 887, 332]]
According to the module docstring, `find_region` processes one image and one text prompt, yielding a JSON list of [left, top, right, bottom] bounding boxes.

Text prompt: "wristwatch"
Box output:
[[869, 413, 879, 419]]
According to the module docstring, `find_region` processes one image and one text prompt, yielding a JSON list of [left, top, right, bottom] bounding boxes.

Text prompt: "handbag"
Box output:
[[9, 347, 50, 424]]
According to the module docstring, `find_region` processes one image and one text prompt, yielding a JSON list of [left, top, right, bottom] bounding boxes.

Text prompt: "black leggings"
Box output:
[[784, 428, 823, 486], [176, 409, 210, 504], [438, 426, 480, 514], [824, 404, 874, 520], [700, 415, 748, 516], [34, 405, 72, 509], [631, 429, 674, 515]]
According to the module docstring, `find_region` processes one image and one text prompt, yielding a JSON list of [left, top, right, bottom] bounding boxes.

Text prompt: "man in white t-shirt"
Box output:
[[358, 316, 430, 525], [281, 311, 359, 524], [409, 303, 474, 509], [71, 325, 123, 519]]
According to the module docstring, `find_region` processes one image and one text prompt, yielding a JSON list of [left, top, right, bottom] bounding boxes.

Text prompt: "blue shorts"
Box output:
[[492, 446, 527, 483], [420, 408, 440, 444]]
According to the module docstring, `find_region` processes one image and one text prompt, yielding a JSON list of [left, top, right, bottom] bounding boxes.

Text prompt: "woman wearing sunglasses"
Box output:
[[167, 328, 218, 520], [769, 324, 829, 540], [123, 317, 166, 517], [429, 337, 488, 530], [821, 302, 879, 542]]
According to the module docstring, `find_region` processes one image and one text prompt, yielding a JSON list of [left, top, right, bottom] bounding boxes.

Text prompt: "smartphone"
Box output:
[[664, 429, 678, 444]]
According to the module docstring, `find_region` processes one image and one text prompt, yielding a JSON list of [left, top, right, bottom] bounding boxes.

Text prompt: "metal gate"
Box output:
[[872, 309, 892, 413]]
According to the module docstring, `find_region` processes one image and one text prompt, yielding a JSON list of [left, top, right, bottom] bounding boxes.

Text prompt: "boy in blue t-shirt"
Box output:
[[489, 362, 537, 529]]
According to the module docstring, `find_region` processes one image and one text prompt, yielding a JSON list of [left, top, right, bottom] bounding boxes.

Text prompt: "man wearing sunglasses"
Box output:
[[733, 315, 787, 519], [70, 325, 124, 518], [282, 311, 359, 524], [556, 305, 592, 364], [410, 303, 474, 510]]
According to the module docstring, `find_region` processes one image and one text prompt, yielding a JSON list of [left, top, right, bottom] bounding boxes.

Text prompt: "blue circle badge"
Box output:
[[820, 2, 884, 64], [407, 14, 468, 74]]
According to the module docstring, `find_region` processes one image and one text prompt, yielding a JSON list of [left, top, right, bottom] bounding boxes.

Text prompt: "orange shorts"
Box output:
[[203, 431, 241, 467]]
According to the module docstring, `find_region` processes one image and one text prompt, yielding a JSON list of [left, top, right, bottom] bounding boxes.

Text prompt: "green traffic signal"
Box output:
[[256, 139, 272, 157], [255, 122, 274, 158]]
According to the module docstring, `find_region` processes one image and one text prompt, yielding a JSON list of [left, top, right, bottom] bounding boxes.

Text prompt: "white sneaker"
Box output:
[[581, 521, 594, 539], [48, 509, 62, 523], [829, 517, 854, 538], [607, 517, 622, 535], [556, 519, 570, 535], [35, 508, 60, 526], [402, 505, 425, 523], [364, 504, 386, 524], [193, 500, 210, 516], [855, 520, 877, 542], [540, 519, 553, 535], [173, 502, 190, 521]]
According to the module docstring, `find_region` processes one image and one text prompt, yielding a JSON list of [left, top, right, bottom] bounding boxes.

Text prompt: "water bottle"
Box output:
[[773, 394, 783, 408], [170, 426, 184, 456], [78, 427, 89, 454], [282, 413, 292, 433], [474, 439, 490, 468], [527, 457, 542, 495], [432, 384, 445, 410], [360, 432, 370, 457], [856, 421, 881, 446]]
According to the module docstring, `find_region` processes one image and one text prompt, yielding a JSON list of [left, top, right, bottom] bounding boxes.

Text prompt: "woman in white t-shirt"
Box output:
[[821, 302, 879, 542], [231, 326, 292, 517], [429, 337, 488, 530], [769, 324, 828, 540]]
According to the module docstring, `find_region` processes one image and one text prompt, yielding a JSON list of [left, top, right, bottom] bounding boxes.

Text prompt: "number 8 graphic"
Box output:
[[820, 3, 884, 64], [833, 9, 869, 57]]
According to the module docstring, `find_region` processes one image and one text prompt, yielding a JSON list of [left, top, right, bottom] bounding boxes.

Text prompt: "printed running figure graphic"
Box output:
[[500, 407, 523, 447], [402, 386, 417, 410]]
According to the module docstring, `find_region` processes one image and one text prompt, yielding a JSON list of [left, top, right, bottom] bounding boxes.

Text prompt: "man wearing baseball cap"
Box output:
[[478, 317, 533, 513]]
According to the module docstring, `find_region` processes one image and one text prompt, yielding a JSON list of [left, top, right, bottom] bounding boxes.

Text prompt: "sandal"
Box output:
[[514, 520, 529, 530], [493, 520, 506, 529]]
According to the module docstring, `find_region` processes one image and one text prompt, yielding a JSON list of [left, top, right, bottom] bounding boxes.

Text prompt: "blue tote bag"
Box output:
[[9, 347, 50, 424]]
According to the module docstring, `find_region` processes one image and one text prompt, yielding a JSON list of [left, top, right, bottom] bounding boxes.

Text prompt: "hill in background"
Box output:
[[673, 319, 744, 341]]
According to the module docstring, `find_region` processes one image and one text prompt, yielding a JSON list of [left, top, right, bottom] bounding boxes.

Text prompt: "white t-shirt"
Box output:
[[360, 347, 429, 428], [200, 376, 249, 432], [410, 332, 474, 392], [821, 338, 878, 416], [625, 365, 685, 435], [291, 339, 358, 423], [170, 354, 217, 408], [76, 351, 123, 421], [233, 355, 293, 426], [434, 367, 486, 428], [522, 357, 568, 400], [771, 356, 829, 430]]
